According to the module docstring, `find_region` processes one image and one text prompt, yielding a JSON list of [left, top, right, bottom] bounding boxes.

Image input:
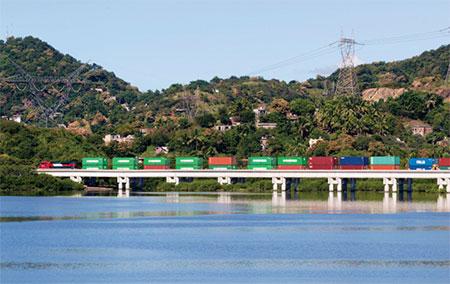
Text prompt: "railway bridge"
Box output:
[[37, 169, 450, 197]]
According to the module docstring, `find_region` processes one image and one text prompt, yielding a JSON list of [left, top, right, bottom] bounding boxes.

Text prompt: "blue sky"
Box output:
[[1, 0, 449, 91]]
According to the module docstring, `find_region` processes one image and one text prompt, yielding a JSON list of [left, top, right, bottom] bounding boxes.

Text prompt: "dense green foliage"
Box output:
[[0, 36, 449, 195], [0, 120, 103, 195], [0, 155, 84, 195]]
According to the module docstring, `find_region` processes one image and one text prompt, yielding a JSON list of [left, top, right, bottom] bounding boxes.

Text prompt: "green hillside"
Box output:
[[0, 36, 449, 161]]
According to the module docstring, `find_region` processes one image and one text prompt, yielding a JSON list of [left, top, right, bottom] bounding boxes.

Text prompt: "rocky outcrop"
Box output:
[[66, 119, 92, 136], [362, 87, 406, 102]]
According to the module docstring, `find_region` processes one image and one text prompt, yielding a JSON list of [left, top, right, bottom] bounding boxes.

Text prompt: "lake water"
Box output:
[[1, 192, 450, 283]]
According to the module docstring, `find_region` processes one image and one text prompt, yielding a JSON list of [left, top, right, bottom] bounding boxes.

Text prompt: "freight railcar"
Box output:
[[39, 161, 77, 169]]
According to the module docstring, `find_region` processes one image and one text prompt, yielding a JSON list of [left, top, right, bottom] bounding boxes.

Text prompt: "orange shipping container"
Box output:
[[370, 165, 400, 170], [208, 156, 237, 165]]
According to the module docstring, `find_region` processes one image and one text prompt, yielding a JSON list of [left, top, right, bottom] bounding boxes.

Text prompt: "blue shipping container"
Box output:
[[409, 158, 437, 170], [339, 157, 369, 166]]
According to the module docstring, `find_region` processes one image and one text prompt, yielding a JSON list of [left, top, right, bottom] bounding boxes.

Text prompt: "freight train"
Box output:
[[38, 156, 450, 170]]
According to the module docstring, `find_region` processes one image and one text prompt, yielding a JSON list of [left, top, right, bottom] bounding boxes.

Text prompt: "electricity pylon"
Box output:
[[335, 37, 362, 96], [0, 57, 92, 127]]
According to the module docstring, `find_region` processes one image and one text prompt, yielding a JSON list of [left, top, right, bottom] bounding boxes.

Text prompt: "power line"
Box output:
[[246, 26, 450, 76], [361, 27, 450, 45], [247, 41, 339, 75]]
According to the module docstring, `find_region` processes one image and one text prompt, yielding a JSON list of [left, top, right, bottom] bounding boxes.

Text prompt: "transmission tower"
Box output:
[[335, 37, 362, 96], [0, 58, 92, 127]]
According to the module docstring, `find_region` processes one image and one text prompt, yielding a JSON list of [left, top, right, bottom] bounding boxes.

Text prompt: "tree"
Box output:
[[195, 112, 215, 128], [290, 98, 315, 116]]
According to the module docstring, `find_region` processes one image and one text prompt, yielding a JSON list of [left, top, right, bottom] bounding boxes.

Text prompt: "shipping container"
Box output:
[[370, 156, 400, 165], [175, 165, 202, 170], [143, 165, 170, 170], [247, 165, 275, 170], [208, 157, 237, 166], [277, 165, 306, 170], [409, 158, 437, 170], [439, 166, 450, 170], [208, 165, 238, 170], [370, 165, 400, 170], [176, 157, 203, 165], [143, 157, 170, 166], [82, 157, 108, 169], [112, 157, 138, 170], [248, 156, 276, 165], [339, 156, 369, 166], [308, 157, 338, 170], [340, 165, 367, 170], [277, 156, 307, 166], [438, 158, 450, 167]]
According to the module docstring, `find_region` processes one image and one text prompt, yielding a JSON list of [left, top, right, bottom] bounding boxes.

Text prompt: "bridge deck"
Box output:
[[37, 169, 450, 179]]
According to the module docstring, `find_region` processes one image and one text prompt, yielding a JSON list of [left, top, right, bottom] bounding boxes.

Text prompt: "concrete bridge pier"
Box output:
[[166, 176, 180, 185], [437, 178, 450, 193], [117, 177, 130, 197], [272, 177, 286, 192], [217, 176, 232, 185], [383, 178, 397, 192], [328, 178, 342, 192], [70, 176, 82, 183]]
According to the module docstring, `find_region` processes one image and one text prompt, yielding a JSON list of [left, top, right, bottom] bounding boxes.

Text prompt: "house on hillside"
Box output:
[[103, 134, 135, 145], [405, 120, 433, 137]]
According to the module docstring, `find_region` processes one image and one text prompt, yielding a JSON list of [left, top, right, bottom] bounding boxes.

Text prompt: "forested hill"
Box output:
[[0, 36, 449, 160]]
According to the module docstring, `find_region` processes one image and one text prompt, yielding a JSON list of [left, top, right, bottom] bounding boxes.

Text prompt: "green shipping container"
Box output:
[[176, 157, 203, 164], [208, 165, 237, 170], [247, 165, 275, 170], [248, 156, 276, 165], [82, 157, 108, 169], [370, 156, 400, 165], [143, 157, 170, 166], [440, 166, 450, 170], [112, 157, 138, 170], [277, 156, 307, 165], [175, 165, 202, 170]]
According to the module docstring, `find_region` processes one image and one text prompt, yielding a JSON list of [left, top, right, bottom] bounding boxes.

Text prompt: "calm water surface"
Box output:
[[1, 192, 450, 283]]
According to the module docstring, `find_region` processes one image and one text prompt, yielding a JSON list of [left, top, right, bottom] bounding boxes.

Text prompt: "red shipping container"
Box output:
[[309, 165, 335, 170], [144, 165, 171, 170], [438, 158, 450, 166], [308, 157, 338, 170], [277, 165, 306, 170], [340, 165, 368, 170], [370, 165, 400, 170], [208, 156, 237, 165]]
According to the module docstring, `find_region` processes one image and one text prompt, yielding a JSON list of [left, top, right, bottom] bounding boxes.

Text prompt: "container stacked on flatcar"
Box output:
[[409, 158, 437, 170], [308, 157, 338, 170], [339, 157, 369, 170], [277, 157, 307, 170], [144, 157, 170, 170], [175, 157, 203, 170], [248, 157, 276, 170], [369, 156, 400, 170], [112, 157, 138, 170], [82, 157, 108, 169], [208, 157, 237, 170], [438, 158, 450, 170]]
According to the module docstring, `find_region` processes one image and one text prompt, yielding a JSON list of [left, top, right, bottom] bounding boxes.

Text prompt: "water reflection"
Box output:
[[166, 192, 179, 203], [437, 194, 450, 212], [383, 192, 397, 213]]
